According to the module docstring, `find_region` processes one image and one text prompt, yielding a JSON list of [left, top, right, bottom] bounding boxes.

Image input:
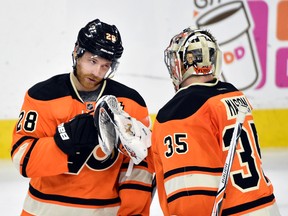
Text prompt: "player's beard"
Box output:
[[76, 71, 103, 91]]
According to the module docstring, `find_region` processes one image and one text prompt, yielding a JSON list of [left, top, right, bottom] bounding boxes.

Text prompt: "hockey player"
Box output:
[[151, 27, 281, 215], [11, 19, 154, 216]]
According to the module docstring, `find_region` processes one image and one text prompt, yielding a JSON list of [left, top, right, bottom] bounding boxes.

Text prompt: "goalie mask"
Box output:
[[164, 27, 222, 91], [73, 19, 124, 78]]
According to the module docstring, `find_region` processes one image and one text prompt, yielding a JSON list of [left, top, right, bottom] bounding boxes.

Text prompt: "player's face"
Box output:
[[186, 53, 194, 65], [75, 52, 112, 91]]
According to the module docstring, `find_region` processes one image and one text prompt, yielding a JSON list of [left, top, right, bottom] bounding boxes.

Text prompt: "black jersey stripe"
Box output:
[[29, 184, 120, 206], [222, 194, 275, 215], [168, 190, 216, 203], [118, 183, 152, 193]]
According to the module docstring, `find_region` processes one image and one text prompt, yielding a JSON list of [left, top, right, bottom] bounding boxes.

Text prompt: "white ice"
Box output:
[[1, 149, 287, 215]]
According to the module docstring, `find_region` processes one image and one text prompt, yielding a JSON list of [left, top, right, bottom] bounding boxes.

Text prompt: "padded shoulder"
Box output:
[[157, 81, 238, 123], [103, 79, 146, 107], [28, 73, 78, 101]]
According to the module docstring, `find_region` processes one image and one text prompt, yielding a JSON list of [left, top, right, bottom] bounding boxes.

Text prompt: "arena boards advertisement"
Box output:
[[191, 0, 288, 107], [1, 0, 288, 158], [186, 0, 288, 148]]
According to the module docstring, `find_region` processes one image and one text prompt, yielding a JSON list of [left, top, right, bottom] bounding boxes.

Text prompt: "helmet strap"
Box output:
[[72, 44, 86, 74]]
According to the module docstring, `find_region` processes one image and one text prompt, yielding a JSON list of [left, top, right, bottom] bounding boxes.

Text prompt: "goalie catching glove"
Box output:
[[94, 95, 151, 165]]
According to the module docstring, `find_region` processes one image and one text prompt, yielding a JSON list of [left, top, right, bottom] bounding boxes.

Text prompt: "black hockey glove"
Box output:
[[54, 113, 98, 155]]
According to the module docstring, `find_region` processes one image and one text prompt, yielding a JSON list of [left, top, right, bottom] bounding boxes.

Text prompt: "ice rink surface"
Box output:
[[1, 149, 287, 216]]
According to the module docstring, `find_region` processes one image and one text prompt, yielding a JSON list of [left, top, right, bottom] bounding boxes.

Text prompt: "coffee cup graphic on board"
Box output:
[[196, 1, 260, 90]]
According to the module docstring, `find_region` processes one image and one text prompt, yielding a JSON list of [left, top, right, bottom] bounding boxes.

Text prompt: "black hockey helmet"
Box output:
[[76, 19, 124, 61]]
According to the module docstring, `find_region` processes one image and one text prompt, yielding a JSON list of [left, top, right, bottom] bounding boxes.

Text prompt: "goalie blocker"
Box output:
[[94, 95, 151, 165]]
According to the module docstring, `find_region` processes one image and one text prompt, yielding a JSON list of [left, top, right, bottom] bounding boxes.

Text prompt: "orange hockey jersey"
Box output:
[[11, 72, 154, 216], [152, 80, 279, 216]]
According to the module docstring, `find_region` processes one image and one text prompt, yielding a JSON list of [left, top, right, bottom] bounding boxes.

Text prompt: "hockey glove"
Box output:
[[54, 113, 98, 155], [94, 95, 151, 165]]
